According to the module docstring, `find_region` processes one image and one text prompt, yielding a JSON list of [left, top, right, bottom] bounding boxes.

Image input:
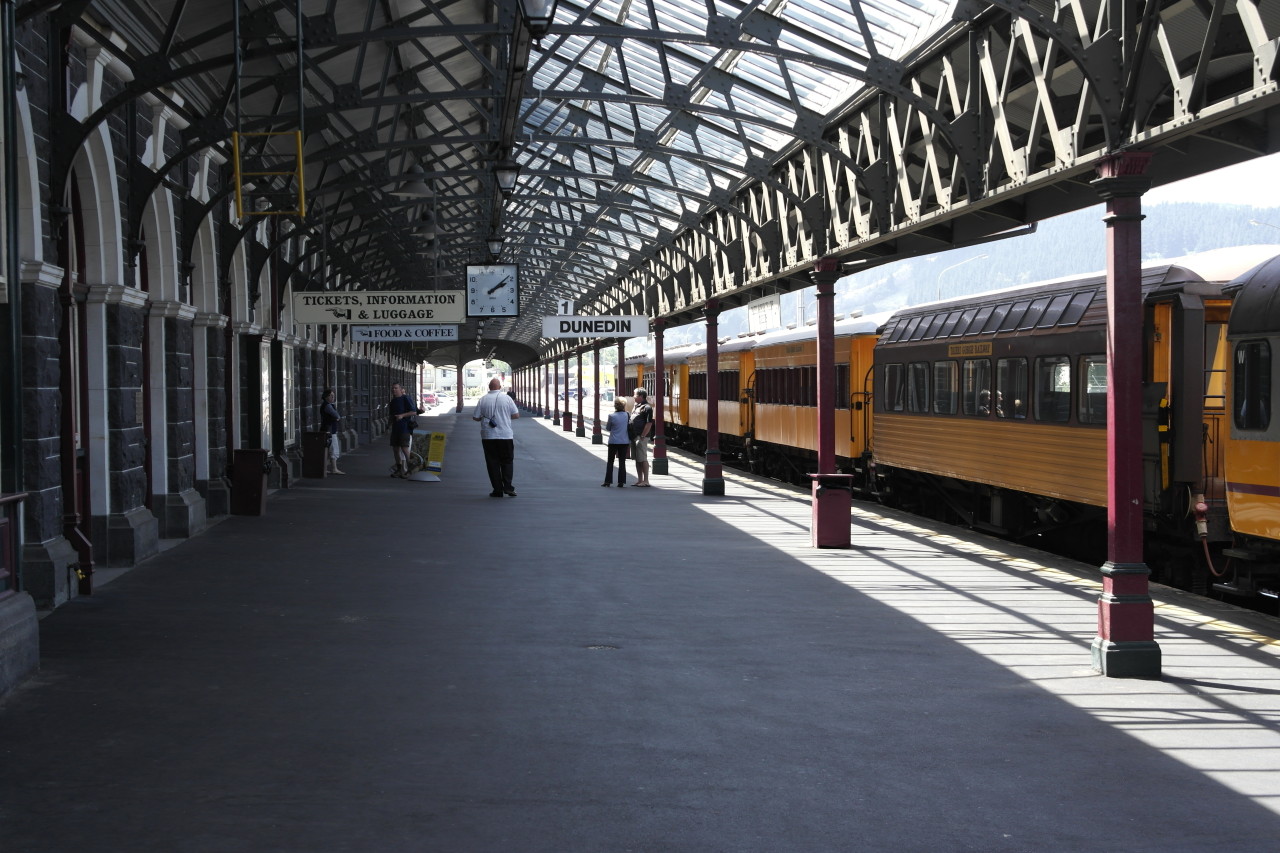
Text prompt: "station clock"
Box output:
[[466, 264, 520, 317]]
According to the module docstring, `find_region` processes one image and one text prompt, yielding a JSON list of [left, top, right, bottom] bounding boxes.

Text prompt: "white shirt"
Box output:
[[474, 390, 519, 440]]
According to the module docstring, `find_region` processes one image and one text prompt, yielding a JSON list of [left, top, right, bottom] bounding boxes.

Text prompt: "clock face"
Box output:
[[466, 264, 520, 317]]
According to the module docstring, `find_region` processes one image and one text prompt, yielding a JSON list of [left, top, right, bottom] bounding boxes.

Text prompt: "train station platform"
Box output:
[[3, 403, 1280, 852]]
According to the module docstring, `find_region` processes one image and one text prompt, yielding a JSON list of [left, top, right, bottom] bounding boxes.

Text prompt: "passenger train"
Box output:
[[623, 245, 1280, 605]]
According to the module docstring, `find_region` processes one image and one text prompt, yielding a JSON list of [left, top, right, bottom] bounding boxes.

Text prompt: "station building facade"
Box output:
[[0, 8, 421, 697]]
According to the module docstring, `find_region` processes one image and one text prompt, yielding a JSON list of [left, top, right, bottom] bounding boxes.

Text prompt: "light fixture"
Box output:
[[494, 160, 521, 196], [518, 0, 558, 41], [392, 164, 433, 198], [415, 212, 437, 238], [486, 235, 504, 258]]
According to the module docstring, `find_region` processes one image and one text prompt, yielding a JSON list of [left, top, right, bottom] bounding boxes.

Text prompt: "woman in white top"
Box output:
[[603, 398, 631, 487]]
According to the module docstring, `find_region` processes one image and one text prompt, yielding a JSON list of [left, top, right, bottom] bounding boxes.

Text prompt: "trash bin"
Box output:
[[302, 431, 329, 478], [230, 449, 271, 516]]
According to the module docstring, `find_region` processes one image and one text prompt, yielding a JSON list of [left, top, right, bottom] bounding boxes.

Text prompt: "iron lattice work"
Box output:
[[21, 0, 1280, 365]]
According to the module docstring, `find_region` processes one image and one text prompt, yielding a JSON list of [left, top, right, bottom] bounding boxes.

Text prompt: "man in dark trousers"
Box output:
[[473, 377, 521, 496], [629, 387, 654, 486]]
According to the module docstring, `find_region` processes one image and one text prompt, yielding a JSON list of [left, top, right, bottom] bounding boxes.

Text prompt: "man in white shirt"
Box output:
[[473, 377, 521, 497]]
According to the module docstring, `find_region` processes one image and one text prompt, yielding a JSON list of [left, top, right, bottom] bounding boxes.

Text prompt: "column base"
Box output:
[[702, 477, 725, 496], [575, 426, 585, 437], [157, 488, 208, 539], [0, 593, 39, 701], [652, 457, 669, 475], [591, 433, 603, 445], [21, 536, 81, 609], [97, 506, 160, 569], [1091, 638, 1162, 678], [810, 475, 853, 548]]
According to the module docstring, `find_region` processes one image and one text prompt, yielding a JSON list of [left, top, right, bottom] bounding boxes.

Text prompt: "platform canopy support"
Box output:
[[1090, 152, 1161, 679]]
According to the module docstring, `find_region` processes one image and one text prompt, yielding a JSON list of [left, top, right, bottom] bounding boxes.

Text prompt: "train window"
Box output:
[[982, 304, 1011, 333], [1038, 293, 1073, 327], [1204, 323, 1228, 409], [933, 361, 958, 414], [835, 364, 850, 409], [998, 301, 1030, 332], [884, 363, 906, 411], [969, 305, 995, 333], [909, 317, 932, 341], [1233, 340, 1272, 431], [1033, 356, 1072, 422], [1060, 290, 1097, 326], [1079, 355, 1107, 424], [961, 359, 991, 415], [940, 310, 965, 336], [1018, 297, 1051, 330], [719, 370, 739, 403], [902, 316, 922, 341], [957, 307, 980, 334], [995, 358, 1028, 419], [907, 362, 929, 412], [923, 313, 948, 338]]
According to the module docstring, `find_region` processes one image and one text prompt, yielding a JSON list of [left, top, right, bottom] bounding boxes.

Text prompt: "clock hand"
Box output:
[[486, 275, 512, 295]]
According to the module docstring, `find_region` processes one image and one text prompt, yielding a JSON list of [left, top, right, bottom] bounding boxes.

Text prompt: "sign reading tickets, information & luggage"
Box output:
[[293, 291, 464, 325]]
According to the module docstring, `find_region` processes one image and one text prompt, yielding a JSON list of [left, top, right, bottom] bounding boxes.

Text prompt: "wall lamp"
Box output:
[[391, 164, 433, 198], [494, 160, 521, 196], [519, 0, 558, 42]]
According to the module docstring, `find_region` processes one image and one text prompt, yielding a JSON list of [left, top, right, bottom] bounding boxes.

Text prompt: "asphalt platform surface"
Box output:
[[3, 401, 1280, 852]]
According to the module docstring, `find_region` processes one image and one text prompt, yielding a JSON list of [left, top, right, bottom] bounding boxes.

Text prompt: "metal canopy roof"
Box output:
[[34, 0, 1280, 367], [44, 0, 953, 363]]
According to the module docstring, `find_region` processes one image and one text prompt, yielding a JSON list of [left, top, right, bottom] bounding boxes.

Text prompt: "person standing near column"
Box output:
[[321, 388, 345, 474], [473, 377, 521, 497], [388, 383, 421, 477], [629, 387, 654, 486], [602, 398, 630, 487]]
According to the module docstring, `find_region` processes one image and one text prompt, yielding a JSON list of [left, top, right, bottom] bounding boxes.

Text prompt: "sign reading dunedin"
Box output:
[[293, 291, 465, 324], [541, 315, 648, 338]]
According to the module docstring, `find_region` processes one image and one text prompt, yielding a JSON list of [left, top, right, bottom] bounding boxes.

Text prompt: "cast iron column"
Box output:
[[703, 300, 724, 496], [552, 358, 561, 425], [591, 342, 603, 444], [543, 362, 550, 418], [575, 350, 585, 436], [1090, 151, 1161, 678], [652, 319, 669, 475], [563, 353, 574, 432], [809, 259, 853, 547], [617, 340, 624, 397]]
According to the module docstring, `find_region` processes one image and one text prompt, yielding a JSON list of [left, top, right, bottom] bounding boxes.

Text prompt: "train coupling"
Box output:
[[1193, 494, 1209, 540]]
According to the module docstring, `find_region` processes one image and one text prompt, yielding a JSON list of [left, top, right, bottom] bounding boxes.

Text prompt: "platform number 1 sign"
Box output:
[[557, 298, 574, 315]]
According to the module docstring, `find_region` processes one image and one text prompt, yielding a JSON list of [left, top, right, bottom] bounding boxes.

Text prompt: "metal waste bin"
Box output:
[[302, 431, 329, 478], [230, 449, 271, 515]]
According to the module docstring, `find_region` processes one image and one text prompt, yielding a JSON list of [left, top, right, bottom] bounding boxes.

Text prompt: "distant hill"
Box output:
[[654, 201, 1280, 347]]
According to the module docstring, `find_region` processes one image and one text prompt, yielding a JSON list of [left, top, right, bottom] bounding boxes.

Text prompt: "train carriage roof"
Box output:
[[1225, 250, 1280, 336], [879, 246, 1280, 347]]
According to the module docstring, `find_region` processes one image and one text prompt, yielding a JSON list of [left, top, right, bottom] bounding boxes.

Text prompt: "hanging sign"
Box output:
[[351, 325, 459, 342], [542, 315, 649, 338], [293, 291, 465, 324]]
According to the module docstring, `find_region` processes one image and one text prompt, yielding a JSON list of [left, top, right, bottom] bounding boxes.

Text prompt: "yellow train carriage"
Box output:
[[871, 248, 1272, 541], [1217, 252, 1280, 596], [686, 341, 754, 442], [746, 315, 885, 483]]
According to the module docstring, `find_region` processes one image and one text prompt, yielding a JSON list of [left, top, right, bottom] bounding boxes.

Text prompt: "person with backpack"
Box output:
[[628, 387, 654, 487]]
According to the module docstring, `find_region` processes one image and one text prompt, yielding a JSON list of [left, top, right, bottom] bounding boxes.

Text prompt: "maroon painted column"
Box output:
[[575, 350, 586, 436], [543, 362, 550, 418], [563, 354, 575, 432], [552, 358, 561, 425], [652, 319, 669, 476], [702, 300, 725, 496], [1091, 152, 1161, 678], [617, 340, 625, 398], [591, 342, 603, 444], [809, 259, 852, 547]]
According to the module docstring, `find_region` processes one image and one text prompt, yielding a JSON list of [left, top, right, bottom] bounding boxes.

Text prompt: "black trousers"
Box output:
[[604, 443, 629, 485], [481, 438, 515, 491]]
